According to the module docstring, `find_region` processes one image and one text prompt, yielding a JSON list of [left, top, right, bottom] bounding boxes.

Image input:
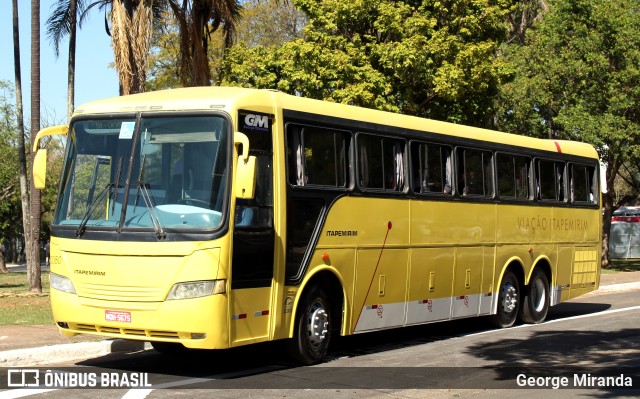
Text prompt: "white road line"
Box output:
[[462, 305, 640, 338], [0, 389, 58, 399], [121, 389, 153, 399], [118, 365, 284, 398]]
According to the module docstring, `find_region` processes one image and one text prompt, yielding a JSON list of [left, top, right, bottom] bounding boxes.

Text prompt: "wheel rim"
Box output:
[[306, 301, 329, 347], [531, 277, 547, 313], [501, 281, 518, 314]]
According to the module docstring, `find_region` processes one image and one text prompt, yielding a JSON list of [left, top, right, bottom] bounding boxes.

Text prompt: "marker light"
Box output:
[[165, 279, 226, 300], [50, 272, 77, 294]]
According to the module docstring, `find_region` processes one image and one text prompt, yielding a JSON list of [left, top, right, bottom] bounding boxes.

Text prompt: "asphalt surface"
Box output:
[[1, 266, 639, 367]]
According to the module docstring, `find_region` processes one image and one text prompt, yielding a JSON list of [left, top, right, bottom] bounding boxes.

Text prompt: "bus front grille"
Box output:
[[76, 283, 166, 302], [70, 323, 181, 339]]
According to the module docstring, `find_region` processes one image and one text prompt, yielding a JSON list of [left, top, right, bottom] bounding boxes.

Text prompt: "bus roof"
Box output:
[[73, 86, 599, 160]]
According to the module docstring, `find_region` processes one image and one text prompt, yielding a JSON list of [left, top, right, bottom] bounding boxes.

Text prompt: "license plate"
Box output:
[[105, 310, 132, 323]]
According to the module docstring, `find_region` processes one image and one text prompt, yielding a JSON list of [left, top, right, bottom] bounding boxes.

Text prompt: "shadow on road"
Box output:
[[73, 300, 639, 392]]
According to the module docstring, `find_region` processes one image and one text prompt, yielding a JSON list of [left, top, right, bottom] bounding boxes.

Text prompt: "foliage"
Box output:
[[0, 81, 64, 249], [496, 0, 640, 266], [235, 0, 307, 48], [147, 0, 304, 90], [0, 81, 22, 249], [223, 0, 518, 126]]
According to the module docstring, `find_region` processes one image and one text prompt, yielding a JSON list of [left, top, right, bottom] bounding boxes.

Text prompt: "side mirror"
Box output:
[[234, 132, 257, 199], [33, 149, 47, 189], [32, 125, 69, 190]]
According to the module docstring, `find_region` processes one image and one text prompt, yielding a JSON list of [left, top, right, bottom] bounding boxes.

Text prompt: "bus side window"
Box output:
[[410, 142, 452, 195], [358, 133, 406, 192], [536, 159, 566, 202], [458, 148, 493, 197], [497, 154, 530, 199], [286, 124, 350, 188], [570, 163, 597, 203]]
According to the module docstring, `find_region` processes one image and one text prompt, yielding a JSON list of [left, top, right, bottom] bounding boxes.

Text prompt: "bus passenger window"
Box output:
[[358, 134, 405, 192], [536, 160, 566, 201], [497, 154, 530, 199], [457, 148, 493, 197], [570, 164, 597, 203], [286, 124, 350, 188], [411, 142, 452, 194]]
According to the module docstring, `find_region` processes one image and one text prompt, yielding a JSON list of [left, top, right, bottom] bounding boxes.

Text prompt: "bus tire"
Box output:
[[150, 341, 189, 356], [491, 270, 520, 328], [288, 287, 332, 365], [519, 269, 550, 324]]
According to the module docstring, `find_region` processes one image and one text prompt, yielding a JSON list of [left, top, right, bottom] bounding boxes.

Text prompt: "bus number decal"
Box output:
[[420, 299, 433, 312]]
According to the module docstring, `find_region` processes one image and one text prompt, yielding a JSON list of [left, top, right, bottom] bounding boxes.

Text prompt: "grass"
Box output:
[[0, 272, 53, 326], [608, 259, 640, 272]]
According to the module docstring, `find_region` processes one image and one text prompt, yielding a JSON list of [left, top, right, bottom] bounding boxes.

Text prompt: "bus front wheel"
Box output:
[[150, 341, 189, 356], [519, 269, 550, 324], [491, 270, 520, 328], [288, 287, 332, 365]]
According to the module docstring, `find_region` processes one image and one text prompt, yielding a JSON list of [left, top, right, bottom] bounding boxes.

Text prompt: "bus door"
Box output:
[[230, 114, 276, 345]]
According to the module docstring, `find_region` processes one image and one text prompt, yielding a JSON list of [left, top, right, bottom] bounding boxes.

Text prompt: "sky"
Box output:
[[0, 0, 119, 125]]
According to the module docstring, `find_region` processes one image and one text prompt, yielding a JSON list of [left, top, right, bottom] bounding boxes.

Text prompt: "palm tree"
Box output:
[[47, 0, 82, 120], [48, 0, 161, 95], [30, 0, 43, 293], [12, 0, 32, 280], [165, 0, 242, 86]]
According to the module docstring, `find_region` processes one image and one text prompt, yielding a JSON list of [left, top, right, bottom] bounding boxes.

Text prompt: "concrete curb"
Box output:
[[588, 281, 640, 294], [0, 340, 149, 367]]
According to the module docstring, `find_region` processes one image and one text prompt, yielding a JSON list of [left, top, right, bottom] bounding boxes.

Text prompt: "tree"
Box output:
[[164, 0, 242, 86], [48, 0, 161, 95], [0, 81, 23, 273], [46, 0, 81, 120], [223, 0, 517, 126], [496, 0, 640, 267], [234, 0, 306, 48], [12, 0, 33, 276], [30, 0, 43, 292], [147, 0, 304, 90]]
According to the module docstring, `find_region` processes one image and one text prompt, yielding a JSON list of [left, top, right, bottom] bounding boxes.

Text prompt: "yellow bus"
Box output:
[[33, 87, 601, 364]]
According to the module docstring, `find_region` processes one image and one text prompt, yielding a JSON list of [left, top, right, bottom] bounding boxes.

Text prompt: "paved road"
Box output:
[[1, 288, 639, 398]]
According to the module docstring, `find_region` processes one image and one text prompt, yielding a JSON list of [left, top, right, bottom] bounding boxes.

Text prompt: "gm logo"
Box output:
[[244, 114, 269, 129]]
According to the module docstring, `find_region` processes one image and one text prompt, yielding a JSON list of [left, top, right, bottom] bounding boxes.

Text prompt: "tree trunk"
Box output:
[[67, 0, 77, 121], [29, 0, 42, 293], [601, 158, 622, 269], [601, 190, 614, 269], [12, 0, 33, 277], [0, 248, 7, 273]]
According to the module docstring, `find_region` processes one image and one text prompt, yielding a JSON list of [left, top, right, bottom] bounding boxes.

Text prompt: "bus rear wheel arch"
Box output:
[[519, 267, 550, 324]]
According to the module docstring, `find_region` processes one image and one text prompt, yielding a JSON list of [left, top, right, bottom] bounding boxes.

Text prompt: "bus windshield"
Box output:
[[54, 115, 230, 234]]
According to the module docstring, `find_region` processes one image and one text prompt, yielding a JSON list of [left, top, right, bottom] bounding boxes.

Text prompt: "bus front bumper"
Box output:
[[51, 290, 230, 350]]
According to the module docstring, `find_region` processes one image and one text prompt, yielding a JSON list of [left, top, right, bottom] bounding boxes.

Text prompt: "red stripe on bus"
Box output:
[[554, 141, 563, 153]]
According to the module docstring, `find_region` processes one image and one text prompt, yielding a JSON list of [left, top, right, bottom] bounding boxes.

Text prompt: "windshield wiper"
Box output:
[[134, 154, 166, 239], [76, 183, 113, 237], [135, 182, 165, 239]]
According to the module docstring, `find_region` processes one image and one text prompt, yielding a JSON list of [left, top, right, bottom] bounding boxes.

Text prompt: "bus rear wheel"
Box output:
[[491, 270, 520, 328], [519, 269, 550, 324], [288, 287, 332, 365]]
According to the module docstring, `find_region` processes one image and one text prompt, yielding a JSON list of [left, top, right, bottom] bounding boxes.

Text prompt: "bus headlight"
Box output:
[[165, 279, 226, 300], [50, 272, 76, 294]]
